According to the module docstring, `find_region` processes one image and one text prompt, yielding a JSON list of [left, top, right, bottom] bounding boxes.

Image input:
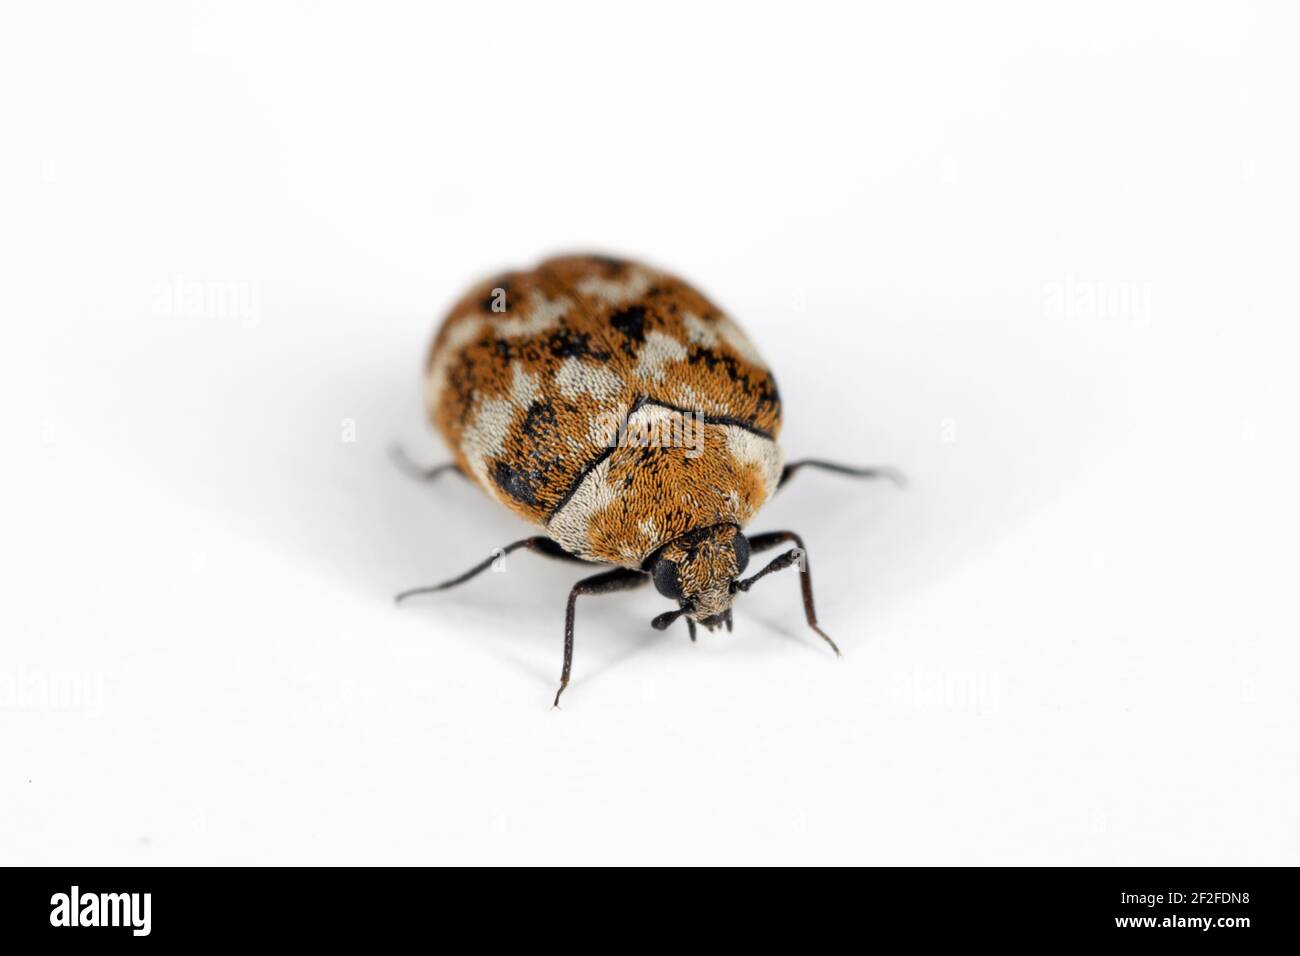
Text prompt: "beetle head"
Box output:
[[648, 524, 751, 632]]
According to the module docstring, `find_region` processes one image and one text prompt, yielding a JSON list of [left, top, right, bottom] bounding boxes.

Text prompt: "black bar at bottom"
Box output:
[[0, 866, 1291, 944]]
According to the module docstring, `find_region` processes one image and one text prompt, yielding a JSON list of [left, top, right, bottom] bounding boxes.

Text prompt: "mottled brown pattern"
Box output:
[[581, 422, 773, 564], [424, 254, 784, 565]]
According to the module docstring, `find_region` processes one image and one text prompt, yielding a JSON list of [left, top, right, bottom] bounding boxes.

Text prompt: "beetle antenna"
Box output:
[[733, 547, 840, 656], [651, 606, 690, 630], [734, 549, 803, 593]]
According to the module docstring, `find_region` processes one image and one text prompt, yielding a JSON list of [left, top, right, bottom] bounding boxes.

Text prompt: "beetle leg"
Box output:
[[521, 537, 596, 564], [388, 443, 465, 483], [778, 459, 906, 490], [736, 531, 839, 656], [746, 530, 803, 555], [686, 618, 697, 642], [395, 537, 595, 603], [556, 568, 648, 707]]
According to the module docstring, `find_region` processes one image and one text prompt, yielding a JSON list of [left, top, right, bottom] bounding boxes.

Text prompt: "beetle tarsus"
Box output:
[[812, 624, 841, 656]]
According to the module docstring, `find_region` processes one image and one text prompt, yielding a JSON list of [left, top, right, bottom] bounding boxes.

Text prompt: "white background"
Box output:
[[3, 1, 1297, 865]]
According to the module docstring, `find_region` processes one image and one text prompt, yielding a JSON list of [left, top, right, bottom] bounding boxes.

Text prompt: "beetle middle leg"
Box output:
[[779, 459, 906, 490], [556, 568, 648, 707], [738, 530, 840, 656], [395, 537, 595, 603], [388, 443, 465, 483]]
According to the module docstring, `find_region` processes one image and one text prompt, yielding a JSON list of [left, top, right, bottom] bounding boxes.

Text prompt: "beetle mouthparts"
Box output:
[[697, 610, 733, 632]]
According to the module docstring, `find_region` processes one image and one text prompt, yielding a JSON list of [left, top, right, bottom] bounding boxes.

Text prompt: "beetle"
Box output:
[[397, 255, 901, 704]]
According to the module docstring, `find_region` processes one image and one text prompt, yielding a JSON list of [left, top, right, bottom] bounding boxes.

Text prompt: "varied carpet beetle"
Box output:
[[397, 255, 901, 704]]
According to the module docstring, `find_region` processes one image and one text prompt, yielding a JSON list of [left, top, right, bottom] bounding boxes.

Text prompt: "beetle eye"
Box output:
[[733, 534, 751, 575], [652, 558, 683, 600]]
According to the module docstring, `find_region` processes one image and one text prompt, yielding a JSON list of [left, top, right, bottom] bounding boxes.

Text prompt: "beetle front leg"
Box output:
[[556, 568, 648, 707]]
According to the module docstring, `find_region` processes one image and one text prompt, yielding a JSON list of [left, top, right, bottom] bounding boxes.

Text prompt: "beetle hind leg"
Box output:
[[779, 459, 906, 490], [388, 442, 464, 483]]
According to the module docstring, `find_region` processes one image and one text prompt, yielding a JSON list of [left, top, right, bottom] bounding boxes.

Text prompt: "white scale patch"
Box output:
[[424, 316, 484, 412], [634, 331, 688, 383], [672, 382, 727, 417], [546, 456, 620, 557], [682, 311, 718, 346], [576, 266, 655, 306], [460, 395, 514, 486], [424, 294, 570, 412], [461, 363, 541, 490], [496, 293, 570, 337], [716, 316, 766, 366], [555, 354, 623, 402], [509, 361, 541, 406], [681, 309, 766, 368], [725, 426, 784, 498], [633, 402, 682, 432]]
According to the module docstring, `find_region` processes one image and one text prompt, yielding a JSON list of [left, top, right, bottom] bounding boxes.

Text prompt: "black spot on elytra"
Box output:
[[688, 346, 781, 412], [493, 460, 541, 507], [520, 400, 557, 437], [609, 305, 647, 355], [547, 328, 611, 361], [765, 373, 781, 408], [687, 345, 725, 372]]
